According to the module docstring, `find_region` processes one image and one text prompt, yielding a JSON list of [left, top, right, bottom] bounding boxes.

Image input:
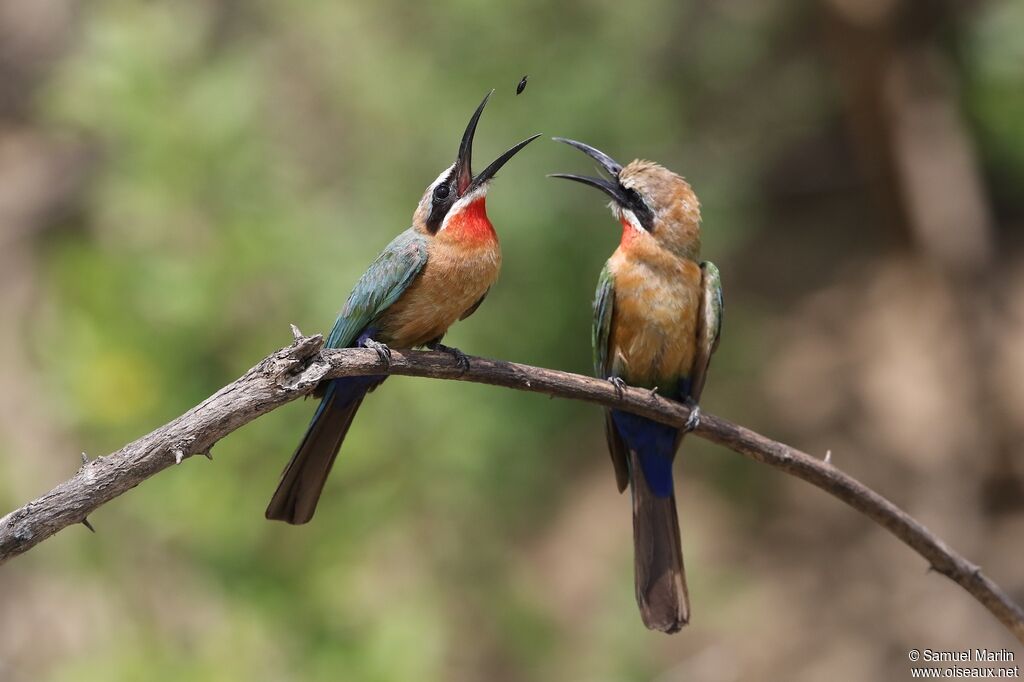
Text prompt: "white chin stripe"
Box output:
[[612, 204, 645, 233], [440, 184, 489, 232]]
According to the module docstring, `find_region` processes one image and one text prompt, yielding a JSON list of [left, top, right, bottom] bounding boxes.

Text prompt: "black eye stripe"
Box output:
[[625, 187, 655, 231], [425, 176, 457, 234]]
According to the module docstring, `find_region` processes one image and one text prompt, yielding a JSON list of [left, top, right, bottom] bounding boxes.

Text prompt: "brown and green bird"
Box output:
[[266, 92, 539, 524], [552, 139, 723, 633]]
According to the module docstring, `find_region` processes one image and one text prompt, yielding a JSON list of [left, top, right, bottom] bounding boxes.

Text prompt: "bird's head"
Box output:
[[413, 91, 540, 240], [551, 138, 701, 259]]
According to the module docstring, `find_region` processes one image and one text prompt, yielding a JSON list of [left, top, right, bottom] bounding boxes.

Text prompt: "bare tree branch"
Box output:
[[1, 331, 1021, 642]]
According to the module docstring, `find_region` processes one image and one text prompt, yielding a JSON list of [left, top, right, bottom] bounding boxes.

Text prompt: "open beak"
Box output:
[[548, 137, 630, 205], [454, 91, 541, 196]]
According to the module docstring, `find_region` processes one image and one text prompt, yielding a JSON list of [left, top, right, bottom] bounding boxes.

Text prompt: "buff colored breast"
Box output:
[[376, 237, 501, 348], [608, 247, 702, 391]]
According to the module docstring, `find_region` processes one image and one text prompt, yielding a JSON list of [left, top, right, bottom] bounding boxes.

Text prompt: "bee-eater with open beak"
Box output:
[[266, 92, 540, 524], [551, 139, 723, 633]]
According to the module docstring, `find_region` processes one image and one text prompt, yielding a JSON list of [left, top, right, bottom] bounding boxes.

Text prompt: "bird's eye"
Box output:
[[433, 183, 450, 201], [626, 188, 655, 231]]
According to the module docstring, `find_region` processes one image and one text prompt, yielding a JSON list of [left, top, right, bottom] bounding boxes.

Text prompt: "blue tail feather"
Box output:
[[611, 409, 678, 498], [306, 375, 381, 430]]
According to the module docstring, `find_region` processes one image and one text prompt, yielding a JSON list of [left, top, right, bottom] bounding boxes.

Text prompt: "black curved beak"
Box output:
[[454, 91, 541, 196], [548, 172, 631, 205], [553, 137, 622, 176], [454, 92, 490, 194], [549, 137, 629, 205]]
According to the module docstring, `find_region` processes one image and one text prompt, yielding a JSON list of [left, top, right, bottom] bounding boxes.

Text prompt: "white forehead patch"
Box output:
[[430, 163, 456, 191], [418, 163, 457, 214]]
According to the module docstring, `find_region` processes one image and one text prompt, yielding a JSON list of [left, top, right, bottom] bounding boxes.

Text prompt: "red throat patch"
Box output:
[[447, 197, 497, 244], [619, 213, 643, 249]]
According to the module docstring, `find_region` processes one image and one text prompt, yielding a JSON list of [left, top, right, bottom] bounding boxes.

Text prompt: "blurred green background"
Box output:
[[1, 0, 1023, 680]]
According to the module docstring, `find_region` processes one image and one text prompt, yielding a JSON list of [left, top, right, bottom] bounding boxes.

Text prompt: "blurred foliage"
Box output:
[[963, 0, 1024, 189], [2, 0, 1022, 679]]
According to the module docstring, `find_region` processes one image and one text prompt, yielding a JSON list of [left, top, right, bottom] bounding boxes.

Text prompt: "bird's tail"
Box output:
[[630, 449, 690, 633], [265, 378, 375, 524]]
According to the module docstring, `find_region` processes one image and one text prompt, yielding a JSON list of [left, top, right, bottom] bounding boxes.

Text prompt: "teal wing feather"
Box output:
[[689, 261, 723, 401], [593, 263, 630, 492], [592, 263, 616, 378], [325, 229, 429, 349]]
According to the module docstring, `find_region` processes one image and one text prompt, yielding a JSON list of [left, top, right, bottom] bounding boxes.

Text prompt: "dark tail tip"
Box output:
[[630, 452, 690, 633], [265, 501, 313, 525], [266, 389, 367, 525]]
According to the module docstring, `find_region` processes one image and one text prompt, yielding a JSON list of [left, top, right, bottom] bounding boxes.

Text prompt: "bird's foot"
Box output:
[[683, 398, 702, 432], [362, 338, 392, 370], [608, 376, 627, 399], [428, 342, 470, 374]]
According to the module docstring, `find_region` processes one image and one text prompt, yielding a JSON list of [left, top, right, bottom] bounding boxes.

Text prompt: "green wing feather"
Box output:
[[592, 262, 630, 492], [325, 228, 429, 349], [592, 263, 615, 378], [689, 261, 723, 401]]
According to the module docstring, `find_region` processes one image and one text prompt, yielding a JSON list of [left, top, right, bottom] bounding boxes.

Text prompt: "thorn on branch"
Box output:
[[271, 329, 325, 381], [274, 328, 328, 391], [1, 343, 1022, 644]]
